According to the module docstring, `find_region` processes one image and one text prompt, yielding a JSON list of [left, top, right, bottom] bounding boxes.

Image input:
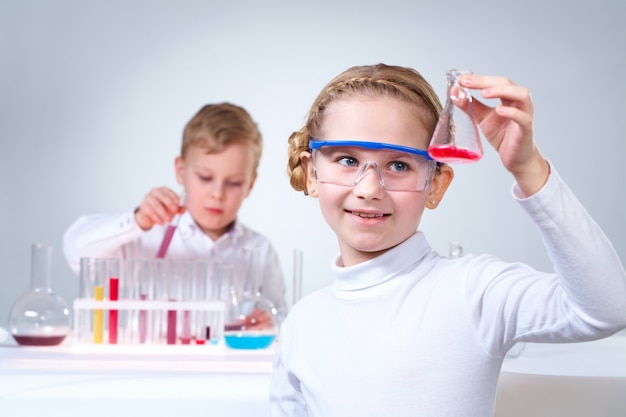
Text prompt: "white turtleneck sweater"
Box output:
[[269, 166, 626, 417]]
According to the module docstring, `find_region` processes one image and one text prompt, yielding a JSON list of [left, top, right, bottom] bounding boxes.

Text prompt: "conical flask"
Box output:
[[428, 69, 483, 164], [224, 246, 278, 349], [9, 243, 71, 346]]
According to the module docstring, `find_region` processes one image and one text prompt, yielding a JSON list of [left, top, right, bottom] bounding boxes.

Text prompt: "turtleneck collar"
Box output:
[[332, 232, 432, 297]]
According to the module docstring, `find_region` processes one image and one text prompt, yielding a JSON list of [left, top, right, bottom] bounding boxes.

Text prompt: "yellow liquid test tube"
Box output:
[[93, 285, 104, 344]]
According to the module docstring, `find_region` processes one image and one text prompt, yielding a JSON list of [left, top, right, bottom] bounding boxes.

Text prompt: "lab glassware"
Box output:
[[428, 69, 483, 164], [155, 191, 186, 259], [156, 215, 181, 258], [448, 241, 464, 258], [108, 259, 120, 344], [9, 243, 71, 346], [292, 248, 303, 306], [224, 246, 278, 349]]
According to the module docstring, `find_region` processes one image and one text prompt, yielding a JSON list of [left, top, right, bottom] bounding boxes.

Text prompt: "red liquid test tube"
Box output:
[[108, 277, 119, 344], [167, 299, 177, 345]]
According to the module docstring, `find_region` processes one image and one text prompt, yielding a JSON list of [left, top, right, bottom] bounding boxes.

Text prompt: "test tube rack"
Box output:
[[73, 298, 225, 346], [74, 257, 227, 346]]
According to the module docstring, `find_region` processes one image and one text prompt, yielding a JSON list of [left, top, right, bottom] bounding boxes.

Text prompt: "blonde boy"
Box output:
[[64, 103, 287, 321]]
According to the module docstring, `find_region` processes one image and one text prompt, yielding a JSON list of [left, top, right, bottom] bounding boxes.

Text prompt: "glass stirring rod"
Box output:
[[155, 192, 185, 259]]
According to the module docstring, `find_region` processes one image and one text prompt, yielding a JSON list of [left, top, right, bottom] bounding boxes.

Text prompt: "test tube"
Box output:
[[93, 258, 108, 344], [177, 259, 193, 345], [108, 259, 120, 344], [78, 258, 94, 343], [120, 258, 141, 344], [292, 248, 303, 306], [155, 192, 185, 259], [156, 216, 181, 259], [79, 257, 95, 299], [93, 285, 104, 344], [137, 259, 153, 344], [192, 259, 206, 345], [216, 261, 233, 342], [166, 259, 181, 345], [153, 258, 171, 344]]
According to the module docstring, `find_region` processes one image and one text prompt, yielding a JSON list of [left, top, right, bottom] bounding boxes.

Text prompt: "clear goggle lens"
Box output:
[[310, 140, 436, 192]]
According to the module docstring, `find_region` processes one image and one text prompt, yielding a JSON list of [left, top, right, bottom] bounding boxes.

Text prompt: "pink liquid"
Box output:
[[167, 300, 177, 345], [13, 335, 66, 346], [156, 224, 177, 258], [428, 145, 482, 164]]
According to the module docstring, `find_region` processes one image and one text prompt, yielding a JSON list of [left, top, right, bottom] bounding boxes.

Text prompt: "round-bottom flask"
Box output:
[[9, 243, 71, 346], [224, 246, 278, 349]]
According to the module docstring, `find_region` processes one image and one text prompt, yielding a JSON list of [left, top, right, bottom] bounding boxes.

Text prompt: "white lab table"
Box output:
[[0, 334, 274, 417], [2, 331, 625, 417]]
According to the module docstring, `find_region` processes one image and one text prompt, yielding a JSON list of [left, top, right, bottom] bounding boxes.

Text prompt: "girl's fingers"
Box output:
[[460, 74, 533, 111], [494, 105, 534, 132], [458, 74, 514, 90]]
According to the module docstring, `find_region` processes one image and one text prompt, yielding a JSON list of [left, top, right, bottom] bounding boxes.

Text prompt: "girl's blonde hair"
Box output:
[[287, 64, 442, 194], [182, 103, 262, 171]]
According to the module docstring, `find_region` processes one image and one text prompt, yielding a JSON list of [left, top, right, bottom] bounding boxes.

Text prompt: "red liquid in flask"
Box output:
[[13, 335, 67, 346], [428, 145, 482, 164]]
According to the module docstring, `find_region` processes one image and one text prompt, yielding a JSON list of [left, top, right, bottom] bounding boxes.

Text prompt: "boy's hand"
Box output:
[[242, 307, 274, 330], [224, 307, 275, 331], [134, 187, 184, 230], [458, 74, 550, 197]]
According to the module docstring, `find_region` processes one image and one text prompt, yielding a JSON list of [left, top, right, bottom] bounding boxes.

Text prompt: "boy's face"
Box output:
[[175, 142, 257, 240], [304, 96, 452, 267]]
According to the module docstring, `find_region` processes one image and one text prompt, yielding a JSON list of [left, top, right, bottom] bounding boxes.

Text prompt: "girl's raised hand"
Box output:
[[459, 74, 549, 196]]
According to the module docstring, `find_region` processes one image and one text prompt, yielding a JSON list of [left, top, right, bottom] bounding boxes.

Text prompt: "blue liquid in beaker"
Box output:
[[224, 332, 275, 349]]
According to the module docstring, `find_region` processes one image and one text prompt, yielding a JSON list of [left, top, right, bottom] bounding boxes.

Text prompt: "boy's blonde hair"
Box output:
[[182, 103, 263, 171], [287, 63, 443, 194]]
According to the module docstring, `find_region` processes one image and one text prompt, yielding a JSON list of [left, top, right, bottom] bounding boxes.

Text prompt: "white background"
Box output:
[[1, 0, 625, 326]]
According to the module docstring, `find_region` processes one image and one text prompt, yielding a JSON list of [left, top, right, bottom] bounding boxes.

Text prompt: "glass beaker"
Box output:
[[8, 243, 71, 346], [448, 241, 464, 258], [224, 246, 278, 349], [428, 69, 483, 164], [292, 248, 303, 307]]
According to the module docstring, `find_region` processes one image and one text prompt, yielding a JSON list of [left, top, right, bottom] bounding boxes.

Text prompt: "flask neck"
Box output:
[[30, 243, 53, 291], [239, 246, 262, 295], [446, 69, 471, 85]]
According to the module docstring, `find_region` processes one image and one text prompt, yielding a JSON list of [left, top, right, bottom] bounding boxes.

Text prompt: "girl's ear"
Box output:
[[426, 165, 454, 209], [301, 151, 318, 197], [175, 156, 185, 185]]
